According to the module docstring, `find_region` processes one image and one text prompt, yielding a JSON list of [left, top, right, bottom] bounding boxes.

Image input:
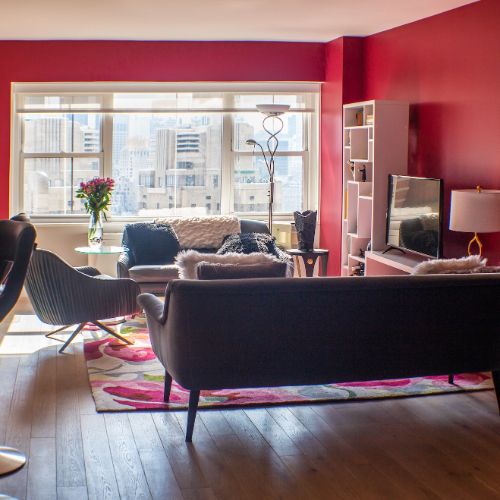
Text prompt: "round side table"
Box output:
[[287, 249, 329, 277], [75, 246, 124, 277]]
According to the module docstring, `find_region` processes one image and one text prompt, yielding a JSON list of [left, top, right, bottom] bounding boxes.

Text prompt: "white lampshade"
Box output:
[[256, 104, 290, 116], [449, 189, 500, 233]]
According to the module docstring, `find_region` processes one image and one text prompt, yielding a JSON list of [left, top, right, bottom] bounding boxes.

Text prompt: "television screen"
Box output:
[[386, 175, 443, 258]]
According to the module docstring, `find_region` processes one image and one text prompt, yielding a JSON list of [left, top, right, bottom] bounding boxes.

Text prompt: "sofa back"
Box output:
[[160, 274, 500, 391], [122, 218, 269, 266]]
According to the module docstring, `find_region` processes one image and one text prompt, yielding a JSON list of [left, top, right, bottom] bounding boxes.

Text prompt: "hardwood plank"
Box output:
[[103, 413, 152, 500], [73, 342, 98, 415], [181, 487, 218, 500], [0, 352, 38, 500], [80, 414, 120, 500], [27, 437, 56, 500], [243, 408, 302, 457], [57, 486, 89, 500], [56, 351, 86, 488], [31, 346, 57, 438], [128, 413, 183, 500], [0, 356, 20, 442], [172, 411, 254, 500], [151, 411, 209, 490]]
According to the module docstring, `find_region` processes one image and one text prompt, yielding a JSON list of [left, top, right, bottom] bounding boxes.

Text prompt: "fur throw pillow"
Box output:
[[412, 255, 487, 275], [154, 216, 240, 249], [176, 250, 284, 279], [217, 232, 290, 262]]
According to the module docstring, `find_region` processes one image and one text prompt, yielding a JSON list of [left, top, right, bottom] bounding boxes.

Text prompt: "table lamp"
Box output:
[[449, 186, 500, 255]]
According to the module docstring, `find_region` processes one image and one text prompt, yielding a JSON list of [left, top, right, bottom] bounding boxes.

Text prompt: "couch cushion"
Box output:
[[196, 261, 288, 280], [175, 249, 283, 279], [123, 222, 180, 265], [217, 232, 289, 261], [129, 264, 179, 283]]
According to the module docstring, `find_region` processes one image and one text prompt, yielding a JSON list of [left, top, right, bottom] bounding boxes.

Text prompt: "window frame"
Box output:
[[11, 82, 319, 223]]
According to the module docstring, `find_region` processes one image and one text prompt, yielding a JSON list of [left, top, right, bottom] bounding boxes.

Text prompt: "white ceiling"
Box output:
[[1, 0, 477, 42]]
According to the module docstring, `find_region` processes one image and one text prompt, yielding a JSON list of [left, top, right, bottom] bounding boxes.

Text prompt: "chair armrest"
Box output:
[[117, 253, 132, 278], [137, 293, 165, 324], [75, 266, 100, 277]]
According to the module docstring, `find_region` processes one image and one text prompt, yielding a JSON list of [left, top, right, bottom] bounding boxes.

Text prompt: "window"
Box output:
[[13, 83, 319, 220]]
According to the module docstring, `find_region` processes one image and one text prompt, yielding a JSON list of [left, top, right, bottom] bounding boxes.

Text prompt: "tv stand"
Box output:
[[382, 245, 406, 255], [365, 250, 431, 276]]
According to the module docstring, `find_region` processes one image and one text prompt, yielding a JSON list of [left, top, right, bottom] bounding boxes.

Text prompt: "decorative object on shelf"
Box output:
[[366, 114, 374, 125], [360, 165, 367, 182], [76, 177, 115, 248], [449, 186, 500, 256], [246, 103, 290, 231], [359, 248, 365, 258], [293, 210, 317, 251], [348, 161, 355, 179], [356, 110, 363, 126]]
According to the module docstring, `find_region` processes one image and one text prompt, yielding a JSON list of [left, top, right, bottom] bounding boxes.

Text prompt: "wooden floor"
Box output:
[[1, 300, 500, 500]]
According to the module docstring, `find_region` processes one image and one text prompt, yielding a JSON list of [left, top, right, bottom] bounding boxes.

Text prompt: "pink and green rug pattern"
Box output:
[[84, 317, 493, 412]]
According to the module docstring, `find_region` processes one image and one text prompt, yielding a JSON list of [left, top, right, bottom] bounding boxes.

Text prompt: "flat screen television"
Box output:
[[386, 175, 443, 258]]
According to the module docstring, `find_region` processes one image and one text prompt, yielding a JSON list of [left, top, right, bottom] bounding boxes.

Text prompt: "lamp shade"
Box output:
[[255, 104, 290, 116], [449, 189, 500, 233]]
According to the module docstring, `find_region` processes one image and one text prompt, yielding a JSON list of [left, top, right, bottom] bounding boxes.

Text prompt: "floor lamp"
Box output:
[[245, 104, 290, 231]]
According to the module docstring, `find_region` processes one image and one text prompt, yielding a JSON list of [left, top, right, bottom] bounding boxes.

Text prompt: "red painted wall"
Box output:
[[320, 37, 363, 275], [363, 0, 500, 263], [0, 41, 325, 217]]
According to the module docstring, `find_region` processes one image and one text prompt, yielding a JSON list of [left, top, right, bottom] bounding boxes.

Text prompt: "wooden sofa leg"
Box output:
[[164, 371, 173, 402], [492, 371, 500, 414], [448, 374, 454, 384], [185, 390, 200, 442]]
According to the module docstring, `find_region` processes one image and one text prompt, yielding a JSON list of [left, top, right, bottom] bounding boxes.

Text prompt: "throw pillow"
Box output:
[[412, 255, 486, 275], [123, 222, 180, 265], [175, 249, 285, 279], [217, 232, 290, 261], [196, 261, 288, 280]]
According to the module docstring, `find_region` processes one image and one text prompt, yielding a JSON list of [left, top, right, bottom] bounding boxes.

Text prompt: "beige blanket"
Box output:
[[154, 215, 241, 249]]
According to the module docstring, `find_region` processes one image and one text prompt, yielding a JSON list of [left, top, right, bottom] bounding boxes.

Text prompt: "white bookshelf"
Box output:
[[341, 100, 410, 277]]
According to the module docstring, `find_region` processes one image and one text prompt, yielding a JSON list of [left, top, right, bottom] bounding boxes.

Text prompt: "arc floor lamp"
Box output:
[[245, 104, 290, 231]]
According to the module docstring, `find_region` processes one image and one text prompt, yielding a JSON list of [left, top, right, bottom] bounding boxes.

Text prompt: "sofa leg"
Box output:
[[448, 374, 454, 384], [185, 390, 200, 442], [164, 371, 173, 402], [492, 370, 500, 414]]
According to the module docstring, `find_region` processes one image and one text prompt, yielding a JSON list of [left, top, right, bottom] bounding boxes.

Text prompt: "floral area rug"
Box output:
[[84, 317, 493, 411]]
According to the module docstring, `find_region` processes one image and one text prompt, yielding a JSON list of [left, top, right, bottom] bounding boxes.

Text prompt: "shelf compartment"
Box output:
[[350, 128, 369, 160], [357, 197, 372, 238]]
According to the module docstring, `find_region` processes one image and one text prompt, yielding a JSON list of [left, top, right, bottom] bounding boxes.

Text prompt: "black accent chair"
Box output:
[[117, 218, 270, 294], [0, 219, 36, 476], [25, 248, 141, 353]]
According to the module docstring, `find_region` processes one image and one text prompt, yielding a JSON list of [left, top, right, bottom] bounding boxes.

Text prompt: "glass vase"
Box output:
[[88, 212, 103, 248]]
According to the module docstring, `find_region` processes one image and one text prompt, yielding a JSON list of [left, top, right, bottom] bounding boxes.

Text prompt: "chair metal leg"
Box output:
[[45, 324, 73, 342], [93, 321, 134, 345], [164, 371, 173, 402], [0, 446, 26, 476], [59, 323, 86, 353], [185, 390, 200, 442]]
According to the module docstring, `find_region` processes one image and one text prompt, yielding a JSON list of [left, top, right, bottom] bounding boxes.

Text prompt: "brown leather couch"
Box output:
[[138, 274, 500, 441]]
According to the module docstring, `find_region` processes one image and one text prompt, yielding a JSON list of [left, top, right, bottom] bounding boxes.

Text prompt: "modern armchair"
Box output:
[[0, 219, 36, 476], [25, 248, 141, 353]]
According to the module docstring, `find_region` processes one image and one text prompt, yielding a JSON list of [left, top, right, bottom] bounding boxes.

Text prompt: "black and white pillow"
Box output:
[[217, 232, 290, 262]]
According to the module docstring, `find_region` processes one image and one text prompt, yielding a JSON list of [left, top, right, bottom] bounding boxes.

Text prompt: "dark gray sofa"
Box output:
[[138, 274, 500, 441], [118, 218, 269, 293]]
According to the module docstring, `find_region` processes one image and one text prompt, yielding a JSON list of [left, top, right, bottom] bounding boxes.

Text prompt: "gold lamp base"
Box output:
[[467, 232, 483, 256], [0, 446, 26, 476]]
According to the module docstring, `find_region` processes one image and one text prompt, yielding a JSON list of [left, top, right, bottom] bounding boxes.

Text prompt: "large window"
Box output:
[[13, 83, 319, 220]]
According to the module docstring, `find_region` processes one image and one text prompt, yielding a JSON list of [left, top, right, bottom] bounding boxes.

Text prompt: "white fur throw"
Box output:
[[176, 250, 283, 279], [412, 255, 487, 275], [154, 216, 240, 249]]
